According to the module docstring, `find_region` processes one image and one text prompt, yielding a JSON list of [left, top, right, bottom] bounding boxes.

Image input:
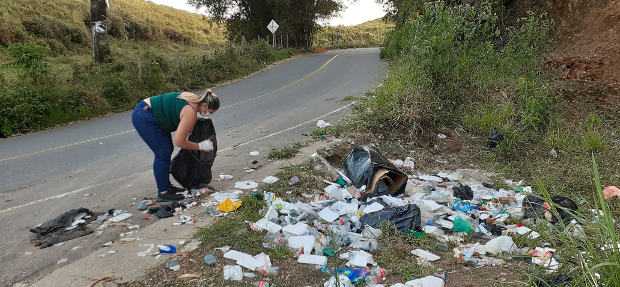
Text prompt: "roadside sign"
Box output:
[[267, 20, 279, 34]]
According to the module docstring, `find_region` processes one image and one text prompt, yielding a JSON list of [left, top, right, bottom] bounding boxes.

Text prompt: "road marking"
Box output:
[[0, 174, 137, 216], [220, 54, 338, 110], [0, 55, 339, 164], [0, 130, 135, 163], [0, 102, 355, 216]]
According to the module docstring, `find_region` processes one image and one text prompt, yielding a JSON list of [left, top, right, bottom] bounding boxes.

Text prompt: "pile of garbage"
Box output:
[[216, 145, 578, 287]]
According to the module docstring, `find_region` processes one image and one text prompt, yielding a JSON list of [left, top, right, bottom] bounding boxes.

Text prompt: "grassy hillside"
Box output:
[[0, 0, 293, 136], [314, 18, 395, 49], [0, 0, 225, 52]]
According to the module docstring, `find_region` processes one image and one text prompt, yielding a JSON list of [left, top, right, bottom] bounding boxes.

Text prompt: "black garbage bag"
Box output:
[[360, 204, 421, 233], [171, 118, 217, 190], [523, 195, 578, 224], [30, 208, 96, 248], [453, 184, 474, 200], [343, 145, 408, 200], [487, 128, 504, 148]]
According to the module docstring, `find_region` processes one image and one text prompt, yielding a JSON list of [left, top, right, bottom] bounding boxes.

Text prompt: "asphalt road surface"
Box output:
[[0, 48, 387, 286]]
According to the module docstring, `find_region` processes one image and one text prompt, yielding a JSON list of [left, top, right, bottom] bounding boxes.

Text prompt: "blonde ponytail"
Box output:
[[177, 91, 203, 103]]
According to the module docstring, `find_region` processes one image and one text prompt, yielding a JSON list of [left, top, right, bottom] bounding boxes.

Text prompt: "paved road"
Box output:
[[0, 48, 386, 286]]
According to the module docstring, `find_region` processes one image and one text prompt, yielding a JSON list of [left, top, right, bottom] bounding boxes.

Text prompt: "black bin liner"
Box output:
[[171, 118, 217, 190], [522, 195, 577, 223], [360, 203, 421, 233], [343, 145, 408, 200]]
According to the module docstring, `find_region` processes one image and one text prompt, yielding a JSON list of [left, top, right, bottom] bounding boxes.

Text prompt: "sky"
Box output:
[[146, 0, 386, 26]]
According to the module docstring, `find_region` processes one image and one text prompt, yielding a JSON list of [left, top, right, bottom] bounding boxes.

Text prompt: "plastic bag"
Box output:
[[217, 199, 242, 213], [171, 118, 217, 190], [343, 146, 408, 200], [360, 203, 421, 233], [522, 195, 577, 223]]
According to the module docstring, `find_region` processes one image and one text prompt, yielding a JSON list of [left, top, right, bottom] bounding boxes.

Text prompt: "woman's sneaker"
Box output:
[[157, 191, 185, 202], [167, 185, 186, 194]]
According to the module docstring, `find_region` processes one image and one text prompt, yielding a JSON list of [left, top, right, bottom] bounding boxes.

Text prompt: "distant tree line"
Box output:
[[188, 0, 346, 48]]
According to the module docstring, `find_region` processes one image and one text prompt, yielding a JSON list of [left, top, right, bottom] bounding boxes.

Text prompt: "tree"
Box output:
[[188, 0, 346, 48]]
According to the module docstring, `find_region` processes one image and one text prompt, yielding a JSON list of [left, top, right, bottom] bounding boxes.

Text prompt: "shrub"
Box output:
[[354, 0, 552, 143]]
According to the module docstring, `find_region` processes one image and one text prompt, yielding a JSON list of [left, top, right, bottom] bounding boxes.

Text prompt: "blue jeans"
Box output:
[[131, 101, 173, 194]]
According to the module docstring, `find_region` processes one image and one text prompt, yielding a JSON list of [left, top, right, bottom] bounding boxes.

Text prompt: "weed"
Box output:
[[261, 162, 329, 200], [353, 1, 552, 141], [311, 126, 342, 139], [268, 143, 304, 160]]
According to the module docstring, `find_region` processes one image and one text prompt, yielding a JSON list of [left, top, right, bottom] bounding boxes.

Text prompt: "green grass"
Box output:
[[311, 126, 342, 139], [0, 0, 299, 136], [0, 0, 225, 50], [261, 162, 330, 201], [375, 224, 437, 281], [268, 143, 304, 160]]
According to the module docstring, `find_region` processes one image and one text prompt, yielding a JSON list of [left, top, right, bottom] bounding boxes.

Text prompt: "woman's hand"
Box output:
[[198, 139, 214, 151]]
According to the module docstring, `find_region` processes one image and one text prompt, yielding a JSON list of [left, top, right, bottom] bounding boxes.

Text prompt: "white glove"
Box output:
[[198, 139, 214, 151]]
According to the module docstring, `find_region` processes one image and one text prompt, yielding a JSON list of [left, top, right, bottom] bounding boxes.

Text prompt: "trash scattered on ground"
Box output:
[[224, 265, 243, 281], [136, 200, 154, 211], [234, 180, 259, 190], [56, 258, 69, 265], [159, 244, 177, 254], [405, 275, 445, 287], [109, 210, 133, 223], [262, 176, 280, 184], [228, 145, 577, 286], [529, 247, 560, 273], [203, 254, 217, 266], [604, 185, 620, 200], [289, 176, 301, 186], [411, 249, 441, 262], [316, 120, 332, 129], [178, 273, 200, 279], [182, 239, 201, 252], [219, 174, 234, 181], [30, 208, 96, 248], [174, 215, 194, 225], [487, 129, 504, 148], [250, 151, 261, 156], [166, 259, 181, 272], [137, 244, 155, 257], [217, 198, 242, 213]]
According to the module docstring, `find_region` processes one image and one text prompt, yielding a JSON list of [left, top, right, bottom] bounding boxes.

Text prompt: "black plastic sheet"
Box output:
[[343, 146, 408, 200], [360, 203, 421, 233]]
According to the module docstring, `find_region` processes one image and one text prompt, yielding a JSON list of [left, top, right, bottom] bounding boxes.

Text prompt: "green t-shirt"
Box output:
[[149, 91, 188, 132]]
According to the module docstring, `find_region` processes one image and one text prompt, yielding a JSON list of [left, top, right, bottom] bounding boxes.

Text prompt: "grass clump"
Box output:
[[198, 195, 265, 255], [522, 156, 620, 286], [268, 143, 304, 160], [262, 162, 330, 201]]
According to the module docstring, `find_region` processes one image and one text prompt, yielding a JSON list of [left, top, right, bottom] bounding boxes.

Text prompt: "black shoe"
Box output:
[[157, 191, 185, 202], [168, 185, 186, 194]]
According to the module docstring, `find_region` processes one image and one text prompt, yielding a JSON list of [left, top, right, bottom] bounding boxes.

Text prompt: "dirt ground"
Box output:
[[547, 0, 620, 87]]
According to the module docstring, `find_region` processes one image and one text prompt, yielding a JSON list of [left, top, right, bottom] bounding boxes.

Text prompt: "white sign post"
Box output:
[[267, 19, 279, 48]]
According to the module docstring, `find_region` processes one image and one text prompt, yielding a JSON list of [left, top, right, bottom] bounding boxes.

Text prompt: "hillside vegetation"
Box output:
[[343, 0, 620, 285], [0, 0, 293, 136], [0, 0, 225, 50], [314, 18, 395, 49]]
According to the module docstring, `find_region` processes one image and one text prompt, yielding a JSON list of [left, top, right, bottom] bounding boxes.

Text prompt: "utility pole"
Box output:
[[91, 0, 111, 63]]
